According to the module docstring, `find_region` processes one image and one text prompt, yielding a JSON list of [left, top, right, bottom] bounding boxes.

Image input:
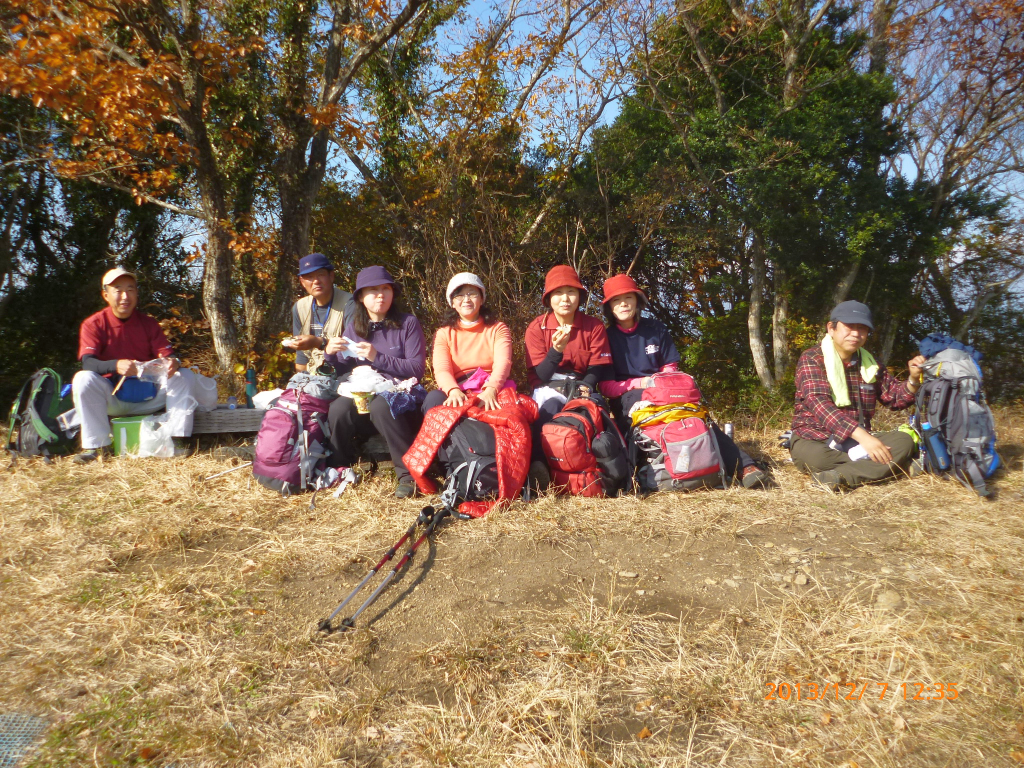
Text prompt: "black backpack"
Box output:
[[437, 418, 499, 502], [7, 368, 75, 461]]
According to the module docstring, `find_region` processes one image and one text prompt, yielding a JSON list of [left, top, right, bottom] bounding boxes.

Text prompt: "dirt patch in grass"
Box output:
[[1, 407, 1023, 767]]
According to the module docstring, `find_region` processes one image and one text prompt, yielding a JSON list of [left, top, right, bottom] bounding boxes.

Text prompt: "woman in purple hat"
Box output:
[[323, 266, 426, 498]]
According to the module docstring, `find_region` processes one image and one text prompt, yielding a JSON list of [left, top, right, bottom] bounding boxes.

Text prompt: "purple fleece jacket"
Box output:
[[325, 312, 426, 381]]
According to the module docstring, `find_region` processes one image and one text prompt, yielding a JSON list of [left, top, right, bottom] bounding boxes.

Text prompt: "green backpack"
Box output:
[[7, 368, 75, 461]]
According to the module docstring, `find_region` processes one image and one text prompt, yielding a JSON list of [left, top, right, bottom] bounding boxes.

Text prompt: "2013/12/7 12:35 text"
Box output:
[[764, 681, 960, 701]]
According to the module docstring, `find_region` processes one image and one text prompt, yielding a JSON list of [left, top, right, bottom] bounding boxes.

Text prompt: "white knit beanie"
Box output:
[[445, 272, 486, 304]]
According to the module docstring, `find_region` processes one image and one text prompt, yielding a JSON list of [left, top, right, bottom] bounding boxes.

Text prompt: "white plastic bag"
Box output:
[[138, 414, 175, 458], [337, 365, 396, 397], [190, 367, 219, 410], [252, 388, 284, 410]]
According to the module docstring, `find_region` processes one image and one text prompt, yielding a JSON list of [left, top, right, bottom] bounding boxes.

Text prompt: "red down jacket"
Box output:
[[403, 388, 539, 517]]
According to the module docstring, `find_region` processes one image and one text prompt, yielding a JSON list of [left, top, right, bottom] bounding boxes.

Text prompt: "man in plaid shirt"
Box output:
[[790, 301, 926, 492]]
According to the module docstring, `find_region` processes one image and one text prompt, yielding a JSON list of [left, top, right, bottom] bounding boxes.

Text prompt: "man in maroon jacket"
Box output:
[[71, 268, 197, 463], [790, 300, 926, 492]]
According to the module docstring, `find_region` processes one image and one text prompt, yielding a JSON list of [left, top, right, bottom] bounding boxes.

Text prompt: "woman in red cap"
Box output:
[[599, 273, 771, 489], [524, 265, 614, 487]]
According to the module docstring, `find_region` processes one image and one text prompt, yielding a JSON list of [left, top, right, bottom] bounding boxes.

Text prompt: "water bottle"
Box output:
[[724, 423, 734, 439], [920, 420, 950, 471], [227, 396, 237, 410]]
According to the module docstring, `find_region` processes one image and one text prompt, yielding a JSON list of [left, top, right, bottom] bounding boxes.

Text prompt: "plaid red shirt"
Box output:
[[791, 345, 915, 442]]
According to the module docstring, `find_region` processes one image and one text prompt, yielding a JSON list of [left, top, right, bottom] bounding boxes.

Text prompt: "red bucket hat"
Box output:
[[543, 265, 588, 306], [602, 274, 647, 305]]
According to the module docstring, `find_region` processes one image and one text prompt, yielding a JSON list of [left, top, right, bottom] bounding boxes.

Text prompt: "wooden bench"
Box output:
[[194, 405, 391, 465]]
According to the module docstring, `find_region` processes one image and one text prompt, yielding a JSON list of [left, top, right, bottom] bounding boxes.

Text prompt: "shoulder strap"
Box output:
[[296, 295, 314, 336], [7, 375, 35, 453], [323, 288, 348, 338]]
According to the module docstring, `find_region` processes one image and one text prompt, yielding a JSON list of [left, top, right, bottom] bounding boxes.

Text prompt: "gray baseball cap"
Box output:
[[830, 300, 874, 331]]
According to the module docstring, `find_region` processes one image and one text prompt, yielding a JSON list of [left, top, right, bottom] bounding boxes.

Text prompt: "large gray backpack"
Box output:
[[915, 349, 1001, 497]]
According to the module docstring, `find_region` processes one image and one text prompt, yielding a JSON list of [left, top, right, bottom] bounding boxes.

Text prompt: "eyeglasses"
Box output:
[[452, 291, 480, 300]]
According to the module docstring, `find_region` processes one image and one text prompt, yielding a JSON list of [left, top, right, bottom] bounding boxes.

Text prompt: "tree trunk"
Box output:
[[832, 258, 860, 306], [273, 161, 313, 336], [747, 234, 776, 390], [878, 316, 897, 367], [202, 226, 238, 370], [772, 279, 790, 383]]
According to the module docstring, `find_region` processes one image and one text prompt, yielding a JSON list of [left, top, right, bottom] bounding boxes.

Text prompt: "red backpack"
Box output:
[[630, 372, 725, 492], [540, 398, 629, 496], [640, 372, 702, 405]]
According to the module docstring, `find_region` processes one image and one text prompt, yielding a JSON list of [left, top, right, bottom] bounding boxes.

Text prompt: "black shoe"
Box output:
[[395, 479, 418, 499], [741, 465, 774, 489], [528, 461, 550, 492], [811, 469, 846, 493], [73, 447, 111, 465]]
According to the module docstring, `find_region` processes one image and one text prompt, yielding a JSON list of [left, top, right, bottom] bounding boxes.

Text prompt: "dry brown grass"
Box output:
[[1, 408, 1023, 767]]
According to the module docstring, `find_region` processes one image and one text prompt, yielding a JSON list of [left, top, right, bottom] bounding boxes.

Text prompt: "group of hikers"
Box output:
[[66, 253, 936, 501]]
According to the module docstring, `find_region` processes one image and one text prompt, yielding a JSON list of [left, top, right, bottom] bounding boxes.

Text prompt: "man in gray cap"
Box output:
[[282, 253, 356, 373], [789, 300, 926, 491]]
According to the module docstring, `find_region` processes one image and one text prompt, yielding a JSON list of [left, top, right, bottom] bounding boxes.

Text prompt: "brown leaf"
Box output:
[[1015, 720, 1024, 736], [137, 747, 160, 760], [1009, 752, 1024, 765], [893, 714, 907, 731], [820, 712, 832, 725], [636, 726, 653, 740]]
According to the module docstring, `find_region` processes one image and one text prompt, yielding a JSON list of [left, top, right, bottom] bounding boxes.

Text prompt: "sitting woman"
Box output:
[[323, 266, 426, 498], [524, 265, 614, 486], [598, 273, 770, 489], [422, 272, 513, 413]]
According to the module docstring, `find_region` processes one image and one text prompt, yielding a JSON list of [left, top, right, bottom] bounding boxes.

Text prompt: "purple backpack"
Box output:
[[253, 389, 333, 495]]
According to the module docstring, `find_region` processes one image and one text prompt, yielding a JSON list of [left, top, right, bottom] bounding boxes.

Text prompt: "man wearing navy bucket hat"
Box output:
[[789, 300, 927, 492], [283, 253, 356, 373], [322, 266, 427, 498]]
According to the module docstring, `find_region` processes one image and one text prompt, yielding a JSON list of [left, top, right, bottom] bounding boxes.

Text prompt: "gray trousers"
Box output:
[[790, 430, 915, 487]]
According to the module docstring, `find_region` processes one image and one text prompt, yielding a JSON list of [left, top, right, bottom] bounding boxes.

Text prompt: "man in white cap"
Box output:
[[71, 267, 198, 463]]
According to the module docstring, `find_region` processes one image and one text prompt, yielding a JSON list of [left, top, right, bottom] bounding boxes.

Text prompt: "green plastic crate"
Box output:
[[111, 415, 148, 456]]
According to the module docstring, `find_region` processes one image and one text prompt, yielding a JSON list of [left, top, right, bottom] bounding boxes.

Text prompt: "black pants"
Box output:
[[327, 394, 422, 481], [612, 391, 755, 483], [422, 388, 447, 413]]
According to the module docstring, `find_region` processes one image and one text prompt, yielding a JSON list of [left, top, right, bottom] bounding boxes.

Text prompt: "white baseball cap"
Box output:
[[446, 272, 486, 304], [101, 267, 137, 287]]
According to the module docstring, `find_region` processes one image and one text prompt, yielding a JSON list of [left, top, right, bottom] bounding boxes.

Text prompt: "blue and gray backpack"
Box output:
[[914, 336, 1001, 497]]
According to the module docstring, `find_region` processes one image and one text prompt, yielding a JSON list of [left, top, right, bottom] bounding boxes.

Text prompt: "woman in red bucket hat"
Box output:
[[523, 265, 615, 489], [599, 273, 772, 490]]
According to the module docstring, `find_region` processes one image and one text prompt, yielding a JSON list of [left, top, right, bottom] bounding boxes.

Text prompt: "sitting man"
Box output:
[[790, 300, 926, 492], [72, 267, 197, 463], [285, 253, 355, 373]]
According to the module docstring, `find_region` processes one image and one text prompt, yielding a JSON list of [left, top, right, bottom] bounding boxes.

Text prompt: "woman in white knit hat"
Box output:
[[421, 273, 513, 413]]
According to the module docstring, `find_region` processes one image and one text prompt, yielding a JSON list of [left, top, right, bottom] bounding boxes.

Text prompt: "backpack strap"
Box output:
[[7, 375, 35, 454]]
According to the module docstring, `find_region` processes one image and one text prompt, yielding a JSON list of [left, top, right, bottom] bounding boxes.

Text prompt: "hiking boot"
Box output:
[[73, 446, 111, 464], [528, 460, 551, 492], [395, 478, 418, 499], [741, 465, 773, 489], [810, 469, 846, 493]]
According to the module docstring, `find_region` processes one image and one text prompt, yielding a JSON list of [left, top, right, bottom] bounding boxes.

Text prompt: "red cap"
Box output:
[[543, 265, 588, 306], [602, 274, 647, 305]]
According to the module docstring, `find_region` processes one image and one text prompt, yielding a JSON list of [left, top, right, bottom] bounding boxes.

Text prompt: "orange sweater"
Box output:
[[432, 320, 513, 394]]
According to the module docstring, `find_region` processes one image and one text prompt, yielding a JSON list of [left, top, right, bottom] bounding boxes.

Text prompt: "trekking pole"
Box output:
[[317, 505, 434, 634], [334, 503, 452, 632]]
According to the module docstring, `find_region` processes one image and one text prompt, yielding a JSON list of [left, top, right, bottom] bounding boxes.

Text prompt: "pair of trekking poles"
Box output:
[[317, 477, 469, 634]]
